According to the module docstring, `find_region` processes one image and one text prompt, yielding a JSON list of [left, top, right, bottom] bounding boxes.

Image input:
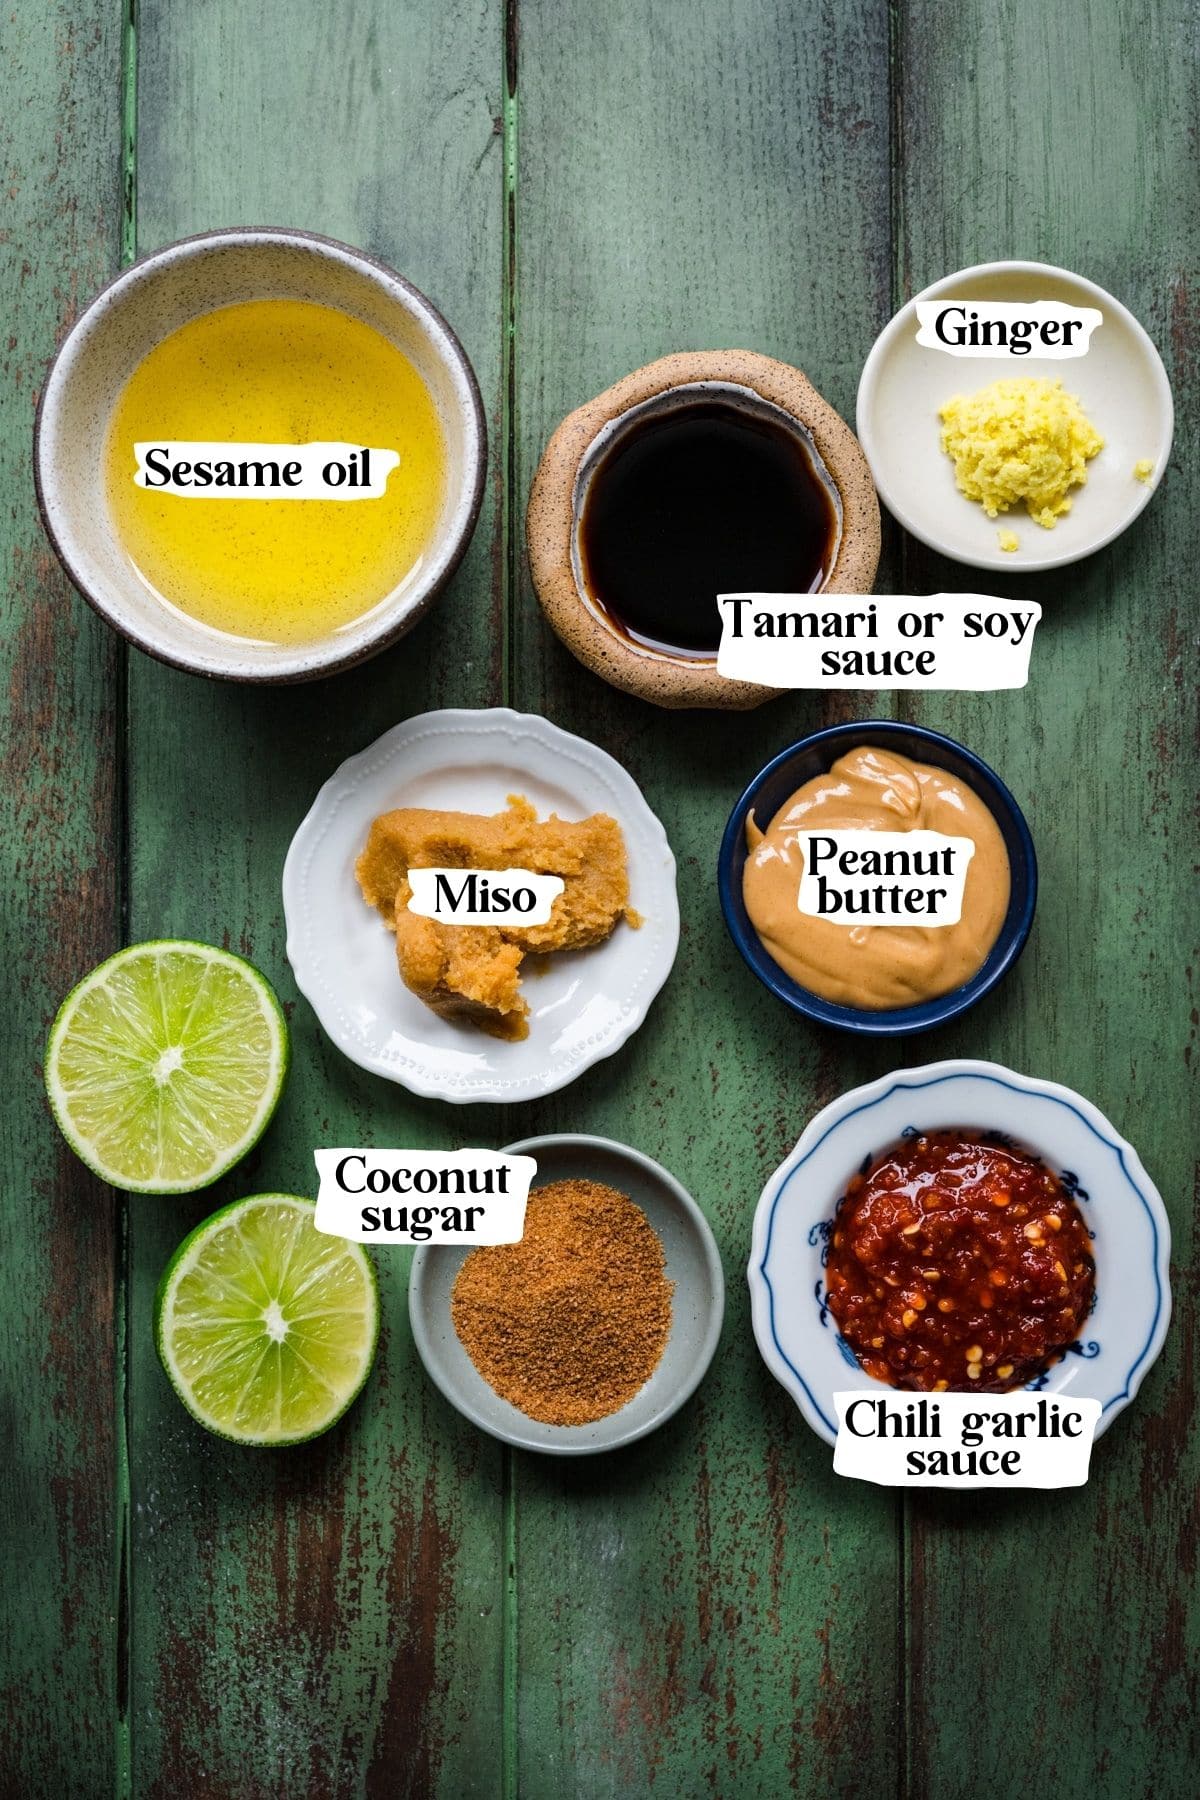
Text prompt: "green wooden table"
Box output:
[[3, 1, 1196, 1794]]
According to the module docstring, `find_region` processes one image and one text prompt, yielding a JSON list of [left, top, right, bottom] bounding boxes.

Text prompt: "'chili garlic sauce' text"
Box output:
[[824, 1130, 1095, 1392]]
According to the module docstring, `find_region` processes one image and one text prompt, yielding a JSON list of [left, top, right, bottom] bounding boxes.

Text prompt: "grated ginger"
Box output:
[[938, 377, 1103, 529]]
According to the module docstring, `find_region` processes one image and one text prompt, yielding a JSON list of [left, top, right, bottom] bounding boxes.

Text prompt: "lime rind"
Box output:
[[45, 939, 289, 1195], [154, 1194, 379, 1446]]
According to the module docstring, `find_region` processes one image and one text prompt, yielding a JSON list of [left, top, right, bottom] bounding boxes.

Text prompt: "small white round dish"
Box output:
[[283, 708, 679, 1103], [410, 1134, 725, 1454], [856, 261, 1173, 572], [749, 1059, 1170, 1447]]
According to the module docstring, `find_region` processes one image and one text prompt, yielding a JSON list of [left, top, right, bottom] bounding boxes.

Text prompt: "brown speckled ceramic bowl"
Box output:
[[526, 351, 881, 709], [35, 228, 486, 683]]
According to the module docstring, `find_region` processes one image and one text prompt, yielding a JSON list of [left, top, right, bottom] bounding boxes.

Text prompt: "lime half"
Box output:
[[45, 940, 288, 1194], [155, 1194, 378, 1445]]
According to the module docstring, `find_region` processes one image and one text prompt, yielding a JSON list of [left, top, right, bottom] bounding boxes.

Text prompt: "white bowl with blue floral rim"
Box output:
[[748, 1059, 1171, 1447]]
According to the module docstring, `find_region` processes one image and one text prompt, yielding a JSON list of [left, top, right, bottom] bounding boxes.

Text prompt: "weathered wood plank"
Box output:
[[126, 3, 509, 1794], [896, 1, 1199, 1795], [510, 3, 903, 1793], [0, 1, 124, 1793], [5, 1, 1195, 1793]]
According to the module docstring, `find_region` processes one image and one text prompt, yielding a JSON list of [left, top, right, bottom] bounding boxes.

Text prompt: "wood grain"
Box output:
[[3, 0, 1196, 1793], [0, 2, 123, 1793], [509, 3, 904, 1794], [126, 2, 508, 1794], [896, 4, 1199, 1795]]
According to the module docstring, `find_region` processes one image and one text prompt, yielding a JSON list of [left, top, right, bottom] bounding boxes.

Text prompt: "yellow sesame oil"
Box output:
[[104, 299, 446, 644]]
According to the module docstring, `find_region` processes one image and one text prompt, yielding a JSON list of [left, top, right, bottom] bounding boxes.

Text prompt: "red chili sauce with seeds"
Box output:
[[824, 1130, 1095, 1393]]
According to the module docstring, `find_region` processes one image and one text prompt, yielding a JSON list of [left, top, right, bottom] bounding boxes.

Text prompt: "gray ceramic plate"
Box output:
[[35, 227, 486, 682], [408, 1134, 725, 1454]]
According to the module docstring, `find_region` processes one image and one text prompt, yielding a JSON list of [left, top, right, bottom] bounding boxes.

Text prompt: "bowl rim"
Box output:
[[747, 1057, 1173, 1446], [855, 257, 1175, 573], [408, 1132, 726, 1455], [33, 224, 487, 684], [717, 719, 1037, 1035]]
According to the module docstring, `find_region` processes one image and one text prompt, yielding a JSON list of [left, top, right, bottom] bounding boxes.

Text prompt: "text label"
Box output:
[[132, 440, 400, 499], [914, 299, 1102, 359], [407, 867, 565, 927], [314, 1148, 536, 1244], [798, 830, 975, 926], [716, 593, 1041, 689], [833, 1391, 1100, 1488]]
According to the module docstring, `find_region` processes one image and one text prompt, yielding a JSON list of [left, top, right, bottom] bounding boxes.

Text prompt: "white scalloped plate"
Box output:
[[282, 708, 679, 1102], [749, 1059, 1171, 1447]]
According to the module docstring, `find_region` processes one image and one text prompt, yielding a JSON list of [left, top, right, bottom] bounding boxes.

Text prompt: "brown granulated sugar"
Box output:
[[450, 1178, 674, 1425]]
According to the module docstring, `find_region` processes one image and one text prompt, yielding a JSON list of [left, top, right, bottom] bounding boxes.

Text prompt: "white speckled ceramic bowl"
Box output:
[[34, 227, 486, 682]]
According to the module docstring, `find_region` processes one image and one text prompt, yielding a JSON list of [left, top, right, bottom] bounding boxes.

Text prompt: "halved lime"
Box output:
[[45, 939, 289, 1194], [155, 1194, 378, 1445]]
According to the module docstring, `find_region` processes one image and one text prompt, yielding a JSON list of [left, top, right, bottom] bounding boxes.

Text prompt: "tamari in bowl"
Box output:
[[527, 350, 880, 709]]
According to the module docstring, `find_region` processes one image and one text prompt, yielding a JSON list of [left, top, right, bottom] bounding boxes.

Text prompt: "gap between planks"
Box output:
[[114, 1, 138, 1795]]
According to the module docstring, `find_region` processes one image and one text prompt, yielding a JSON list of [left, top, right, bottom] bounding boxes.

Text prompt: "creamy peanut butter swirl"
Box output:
[[742, 746, 1010, 1009]]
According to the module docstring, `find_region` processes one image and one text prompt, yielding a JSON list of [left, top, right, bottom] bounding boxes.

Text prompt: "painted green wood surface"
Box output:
[[125, 3, 509, 1793], [509, 4, 904, 1793], [1, 0, 1195, 1796], [0, 2, 123, 1792], [895, 6, 1200, 1794]]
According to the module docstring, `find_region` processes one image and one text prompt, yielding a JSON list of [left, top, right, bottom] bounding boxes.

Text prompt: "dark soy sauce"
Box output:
[[579, 399, 839, 658]]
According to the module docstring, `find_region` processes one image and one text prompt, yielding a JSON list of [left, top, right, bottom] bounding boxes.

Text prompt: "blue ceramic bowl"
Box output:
[[717, 720, 1037, 1036]]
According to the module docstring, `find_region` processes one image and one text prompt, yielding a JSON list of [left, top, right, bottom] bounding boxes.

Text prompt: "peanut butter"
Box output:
[[742, 746, 1010, 1009]]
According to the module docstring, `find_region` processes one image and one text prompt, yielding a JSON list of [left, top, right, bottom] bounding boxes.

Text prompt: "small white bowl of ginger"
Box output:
[[856, 259, 1173, 573]]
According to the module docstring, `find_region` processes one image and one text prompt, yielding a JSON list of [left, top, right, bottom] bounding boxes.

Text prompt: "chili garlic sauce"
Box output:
[[104, 299, 445, 644], [824, 1130, 1096, 1393], [743, 746, 1010, 1008]]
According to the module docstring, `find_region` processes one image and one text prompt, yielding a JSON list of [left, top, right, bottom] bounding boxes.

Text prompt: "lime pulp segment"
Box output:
[[45, 940, 288, 1193], [156, 1195, 378, 1444]]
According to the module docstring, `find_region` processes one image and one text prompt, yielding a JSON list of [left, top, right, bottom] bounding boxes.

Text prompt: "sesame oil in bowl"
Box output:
[[35, 228, 486, 681], [104, 297, 446, 645]]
